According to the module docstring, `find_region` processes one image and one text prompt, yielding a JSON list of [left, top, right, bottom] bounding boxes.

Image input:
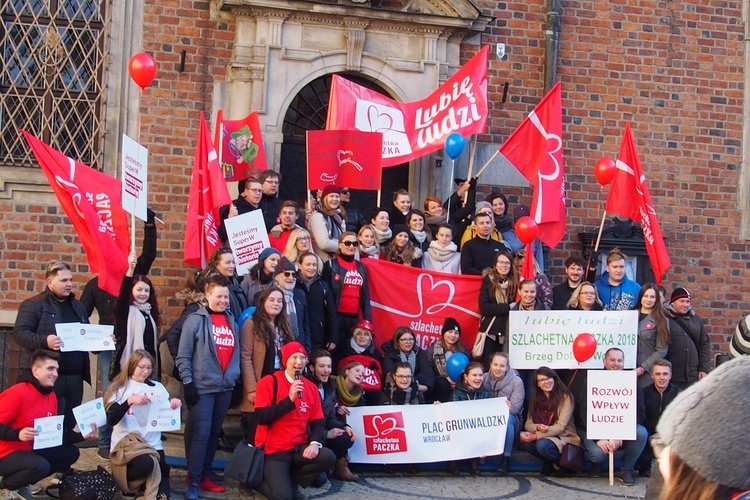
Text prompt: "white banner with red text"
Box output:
[[586, 370, 637, 441], [361, 259, 481, 351], [347, 398, 509, 464], [225, 210, 270, 275], [508, 310, 638, 369]]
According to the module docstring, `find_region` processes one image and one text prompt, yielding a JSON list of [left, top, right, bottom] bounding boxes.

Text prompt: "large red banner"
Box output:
[[306, 130, 383, 190], [23, 131, 130, 295], [362, 259, 482, 351], [326, 46, 489, 167], [215, 109, 268, 181]]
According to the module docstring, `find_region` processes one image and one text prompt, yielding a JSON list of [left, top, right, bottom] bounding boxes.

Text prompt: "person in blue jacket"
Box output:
[[595, 247, 641, 311]]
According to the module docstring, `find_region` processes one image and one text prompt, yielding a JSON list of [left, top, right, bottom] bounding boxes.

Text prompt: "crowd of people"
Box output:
[[1, 169, 743, 500]]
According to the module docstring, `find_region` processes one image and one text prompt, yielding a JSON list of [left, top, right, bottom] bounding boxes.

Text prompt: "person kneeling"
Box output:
[[254, 342, 335, 500], [0, 350, 95, 499], [105, 350, 180, 500]]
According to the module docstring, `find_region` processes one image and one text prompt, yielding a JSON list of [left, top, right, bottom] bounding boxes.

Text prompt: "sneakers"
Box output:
[[198, 478, 225, 493], [97, 447, 110, 460], [184, 483, 199, 500], [618, 470, 636, 485]]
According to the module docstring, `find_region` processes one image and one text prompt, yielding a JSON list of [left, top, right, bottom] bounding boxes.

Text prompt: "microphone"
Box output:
[[294, 370, 303, 399]]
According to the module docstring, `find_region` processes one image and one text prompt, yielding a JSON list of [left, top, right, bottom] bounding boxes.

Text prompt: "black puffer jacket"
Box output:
[[295, 276, 338, 351], [664, 305, 711, 385]]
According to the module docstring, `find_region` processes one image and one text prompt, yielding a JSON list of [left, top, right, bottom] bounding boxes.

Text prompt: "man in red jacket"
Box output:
[[0, 350, 94, 498], [253, 342, 335, 500]]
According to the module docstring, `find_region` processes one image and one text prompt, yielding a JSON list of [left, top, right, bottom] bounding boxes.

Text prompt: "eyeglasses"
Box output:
[[580, 291, 596, 296], [297, 236, 310, 242], [399, 337, 415, 343], [394, 375, 413, 380], [282, 271, 296, 277], [537, 377, 553, 384], [497, 260, 511, 266], [341, 188, 350, 194], [341, 241, 357, 247]]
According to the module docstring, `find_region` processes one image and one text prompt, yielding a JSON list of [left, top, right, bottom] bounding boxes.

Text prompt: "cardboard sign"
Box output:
[[508, 310, 638, 369], [586, 370, 638, 441], [145, 401, 181, 432], [224, 210, 270, 275], [121, 134, 148, 221], [33, 415, 64, 450], [55, 323, 115, 352], [348, 398, 508, 464], [72, 397, 107, 436]]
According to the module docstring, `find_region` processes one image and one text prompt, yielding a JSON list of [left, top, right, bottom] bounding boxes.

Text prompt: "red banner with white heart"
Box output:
[[326, 46, 489, 167], [361, 259, 481, 351], [306, 130, 383, 190]]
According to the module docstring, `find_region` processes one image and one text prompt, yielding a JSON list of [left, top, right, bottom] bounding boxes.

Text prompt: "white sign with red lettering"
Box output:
[[586, 370, 637, 440], [121, 134, 148, 221], [224, 210, 270, 275]]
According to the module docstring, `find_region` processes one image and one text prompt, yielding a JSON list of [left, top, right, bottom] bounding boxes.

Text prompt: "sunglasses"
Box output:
[[341, 188, 350, 194], [282, 271, 296, 277], [341, 241, 357, 247]]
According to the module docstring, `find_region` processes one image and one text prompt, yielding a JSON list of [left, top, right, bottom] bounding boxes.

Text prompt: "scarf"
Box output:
[[349, 337, 366, 354], [334, 374, 362, 407], [431, 341, 448, 377], [298, 275, 316, 291], [373, 226, 392, 244], [280, 288, 298, 339], [411, 230, 427, 244], [399, 349, 417, 374], [427, 240, 457, 262], [387, 380, 421, 405], [358, 243, 380, 258], [494, 214, 513, 233], [121, 302, 157, 374], [425, 214, 446, 227], [531, 392, 560, 426]]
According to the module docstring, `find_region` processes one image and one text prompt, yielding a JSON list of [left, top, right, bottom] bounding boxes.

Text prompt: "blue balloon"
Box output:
[[237, 306, 256, 330], [446, 352, 470, 382], [444, 133, 465, 159]]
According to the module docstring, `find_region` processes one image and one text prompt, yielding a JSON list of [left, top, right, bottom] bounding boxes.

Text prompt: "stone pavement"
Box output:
[[31, 443, 647, 500]]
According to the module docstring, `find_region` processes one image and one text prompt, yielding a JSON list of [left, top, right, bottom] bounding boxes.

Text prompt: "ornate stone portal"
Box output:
[[214, 0, 492, 201]]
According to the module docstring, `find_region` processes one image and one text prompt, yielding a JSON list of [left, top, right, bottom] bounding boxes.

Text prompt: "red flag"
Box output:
[[22, 131, 130, 295], [306, 130, 383, 190], [185, 112, 233, 268], [499, 82, 566, 248], [214, 109, 268, 181], [361, 259, 481, 351], [326, 46, 489, 167], [605, 124, 671, 284]]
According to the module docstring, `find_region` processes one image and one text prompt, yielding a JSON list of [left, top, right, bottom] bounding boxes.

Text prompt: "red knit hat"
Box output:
[[322, 185, 341, 198], [281, 341, 307, 366]]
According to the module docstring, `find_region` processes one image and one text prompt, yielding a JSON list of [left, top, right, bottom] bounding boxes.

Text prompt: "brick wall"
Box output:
[[1, 1, 746, 363]]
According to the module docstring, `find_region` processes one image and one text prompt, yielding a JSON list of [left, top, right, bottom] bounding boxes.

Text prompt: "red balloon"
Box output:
[[515, 216, 539, 245], [594, 157, 617, 186], [128, 52, 157, 89], [572, 333, 598, 363]]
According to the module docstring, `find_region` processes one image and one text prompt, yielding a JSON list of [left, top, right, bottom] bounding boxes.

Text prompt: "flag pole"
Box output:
[[608, 450, 614, 486], [594, 209, 607, 252], [474, 150, 499, 178], [463, 134, 477, 205], [216, 109, 223, 180], [377, 190, 381, 207]]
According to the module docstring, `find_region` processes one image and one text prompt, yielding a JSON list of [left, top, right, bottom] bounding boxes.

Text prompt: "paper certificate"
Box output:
[[146, 402, 181, 432], [72, 397, 107, 436], [55, 323, 115, 352], [33, 415, 64, 450]]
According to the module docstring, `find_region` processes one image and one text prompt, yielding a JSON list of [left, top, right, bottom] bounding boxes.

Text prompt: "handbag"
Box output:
[[559, 442, 586, 472], [472, 316, 496, 358], [46, 466, 116, 500], [224, 439, 265, 487]]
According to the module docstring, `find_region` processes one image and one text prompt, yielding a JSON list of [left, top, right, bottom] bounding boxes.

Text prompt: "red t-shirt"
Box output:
[[269, 229, 294, 253], [254, 372, 324, 454], [336, 258, 363, 315], [210, 313, 235, 373]]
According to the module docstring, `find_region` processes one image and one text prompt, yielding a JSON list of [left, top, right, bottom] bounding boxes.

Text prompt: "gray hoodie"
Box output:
[[176, 308, 241, 393]]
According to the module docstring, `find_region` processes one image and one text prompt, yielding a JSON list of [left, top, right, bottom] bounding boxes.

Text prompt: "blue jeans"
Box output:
[[503, 414, 520, 458], [98, 351, 113, 449], [185, 390, 232, 484], [580, 425, 648, 472], [523, 438, 561, 462]]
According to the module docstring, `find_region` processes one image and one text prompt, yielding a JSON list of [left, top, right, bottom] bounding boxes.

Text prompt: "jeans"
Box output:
[[98, 350, 113, 449], [0, 446, 79, 490], [185, 390, 232, 484], [54, 373, 84, 432], [257, 447, 336, 500], [580, 425, 649, 471], [523, 438, 561, 462], [503, 414, 520, 458]]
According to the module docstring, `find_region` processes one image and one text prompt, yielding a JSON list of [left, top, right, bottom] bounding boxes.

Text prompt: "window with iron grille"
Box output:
[[0, 0, 111, 170]]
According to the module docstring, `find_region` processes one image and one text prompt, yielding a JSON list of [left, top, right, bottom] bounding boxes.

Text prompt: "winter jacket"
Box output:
[[460, 236, 509, 275], [165, 288, 205, 380], [238, 317, 283, 412], [637, 312, 669, 387], [258, 193, 282, 233], [525, 393, 581, 452], [219, 195, 259, 243], [288, 288, 312, 355], [595, 271, 641, 311], [12, 288, 91, 384], [478, 275, 511, 342], [175, 308, 240, 394], [450, 378, 492, 401], [296, 277, 338, 351], [308, 211, 345, 262], [642, 383, 681, 435], [664, 305, 711, 385], [227, 275, 249, 320], [482, 368, 525, 416], [321, 257, 372, 321], [303, 372, 347, 432], [381, 342, 436, 391]]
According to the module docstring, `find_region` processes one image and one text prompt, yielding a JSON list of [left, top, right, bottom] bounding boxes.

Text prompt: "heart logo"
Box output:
[[416, 273, 456, 315], [337, 150, 353, 165], [367, 105, 394, 133], [367, 415, 402, 438]]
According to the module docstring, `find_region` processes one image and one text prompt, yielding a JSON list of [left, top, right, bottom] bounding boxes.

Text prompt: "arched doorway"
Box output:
[[279, 74, 409, 215]]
